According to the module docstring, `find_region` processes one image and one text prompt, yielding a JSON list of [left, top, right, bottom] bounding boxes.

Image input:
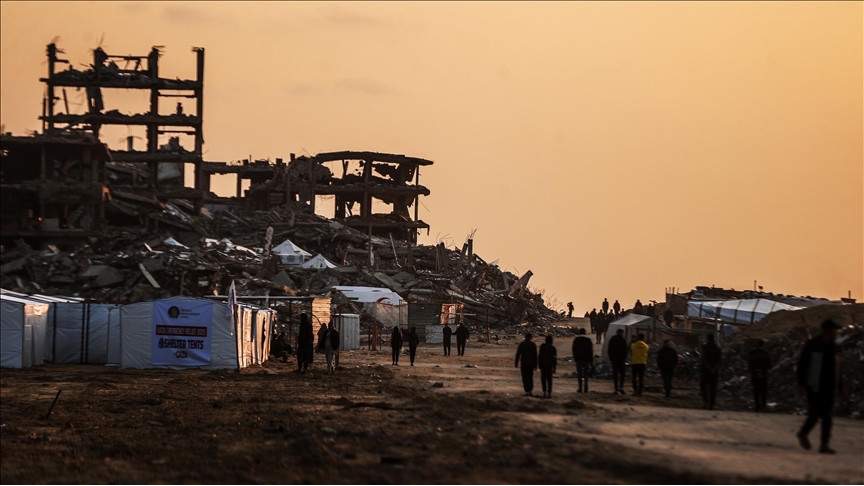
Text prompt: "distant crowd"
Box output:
[[272, 311, 844, 455]]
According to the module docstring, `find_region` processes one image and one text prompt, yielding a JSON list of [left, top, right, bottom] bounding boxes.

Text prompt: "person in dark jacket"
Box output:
[[588, 308, 598, 334], [748, 339, 771, 412], [514, 333, 538, 396], [455, 323, 469, 356], [633, 299, 644, 315], [567, 302, 574, 319], [297, 313, 314, 373], [538, 335, 557, 398], [796, 319, 842, 454], [612, 299, 621, 315], [442, 323, 453, 356], [390, 326, 403, 366], [607, 329, 628, 394], [572, 328, 594, 392], [700, 334, 722, 409], [317, 324, 328, 353], [329, 322, 340, 370], [408, 327, 420, 366], [601, 298, 610, 314], [657, 340, 679, 398]]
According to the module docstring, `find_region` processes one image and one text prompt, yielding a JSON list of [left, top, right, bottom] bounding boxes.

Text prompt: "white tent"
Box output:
[[1, 294, 50, 368], [601, 313, 659, 361], [119, 297, 274, 370], [686, 298, 801, 325], [332, 286, 406, 328], [272, 239, 311, 265], [300, 254, 338, 269], [50, 303, 122, 365]]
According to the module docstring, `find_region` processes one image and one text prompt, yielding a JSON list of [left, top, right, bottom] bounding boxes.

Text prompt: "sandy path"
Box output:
[[383, 336, 864, 484]]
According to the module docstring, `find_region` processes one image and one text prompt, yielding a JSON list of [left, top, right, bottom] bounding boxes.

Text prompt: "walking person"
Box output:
[[588, 308, 598, 335], [538, 335, 557, 398], [514, 333, 538, 396], [390, 326, 403, 366], [572, 328, 594, 393], [748, 339, 771, 412], [442, 323, 453, 356], [612, 299, 621, 315], [608, 329, 628, 394], [455, 322, 469, 356], [330, 322, 341, 369], [567, 302, 574, 319], [657, 340, 678, 398], [297, 313, 314, 373], [630, 334, 649, 396], [602, 298, 610, 314], [700, 334, 722, 410], [408, 327, 420, 366], [323, 322, 337, 373], [796, 319, 843, 454]]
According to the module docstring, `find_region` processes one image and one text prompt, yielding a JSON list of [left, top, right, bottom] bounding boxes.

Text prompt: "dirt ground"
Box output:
[[2, 335, 862, 484]]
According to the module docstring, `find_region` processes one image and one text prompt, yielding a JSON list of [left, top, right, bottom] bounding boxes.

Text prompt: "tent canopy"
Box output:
[[300, 254, 338, 269], [333, 286, 404, 305], [687, 298, 801, 325], [601, 313, 659, 361], [272, 239, 311, 257]]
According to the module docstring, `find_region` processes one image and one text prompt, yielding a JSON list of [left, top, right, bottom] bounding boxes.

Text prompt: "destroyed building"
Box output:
[[1, 42, 560, 333]]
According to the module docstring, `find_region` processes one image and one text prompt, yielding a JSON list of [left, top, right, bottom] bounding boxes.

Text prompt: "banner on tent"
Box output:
[[152, 299, 213, 366]]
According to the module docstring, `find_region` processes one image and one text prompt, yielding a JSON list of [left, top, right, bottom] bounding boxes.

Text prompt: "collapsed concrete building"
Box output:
[[1, 43, 559, 333]]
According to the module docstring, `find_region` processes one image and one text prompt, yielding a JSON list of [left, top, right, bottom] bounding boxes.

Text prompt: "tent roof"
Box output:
[[272, 239, 312, 257], [1, 289, 81, 303], [300, 254, 338, 269], [333, 286, 404, 304], [1, 294, 51, 306], [609, 313, 655, 328]]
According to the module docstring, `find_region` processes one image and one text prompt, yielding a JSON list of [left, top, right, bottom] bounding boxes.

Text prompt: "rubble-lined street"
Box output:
[[2, 337, 862, 484]]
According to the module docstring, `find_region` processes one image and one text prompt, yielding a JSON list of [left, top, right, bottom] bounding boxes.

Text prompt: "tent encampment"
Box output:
[[119, 297, 274, 370], [1, 294, 50, 368], [686, 298, 801, 325], [300, 254, 338, 269], [272, 239, 311, 265], [50, 303, 122, 365]]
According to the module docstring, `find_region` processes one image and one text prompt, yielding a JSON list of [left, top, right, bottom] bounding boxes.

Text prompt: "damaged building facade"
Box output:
[[1, 43, 559, 338]]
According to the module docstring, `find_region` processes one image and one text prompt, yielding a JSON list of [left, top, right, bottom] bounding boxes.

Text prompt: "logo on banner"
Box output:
[[152, 299, 213, 367]]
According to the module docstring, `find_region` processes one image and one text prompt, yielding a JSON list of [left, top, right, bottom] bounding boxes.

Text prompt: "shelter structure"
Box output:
[[118, 296, 273, 369], [686, 298, 802, 325], [1, 294, 50, 368], [332, 285, 407, 329], [272, 238, 311, 265], [601, 313, 660, 361], [300, 254, 338, 269]]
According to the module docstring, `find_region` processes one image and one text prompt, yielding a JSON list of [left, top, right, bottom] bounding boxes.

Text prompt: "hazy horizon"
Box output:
[[1, 1, 861, 312]]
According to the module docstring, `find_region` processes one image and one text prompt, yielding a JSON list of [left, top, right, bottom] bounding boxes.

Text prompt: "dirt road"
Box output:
[[2, 337, 862, 484]]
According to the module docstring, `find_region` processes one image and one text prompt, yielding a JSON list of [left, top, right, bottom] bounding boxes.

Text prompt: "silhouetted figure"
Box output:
[[612, 299, 621, 315], [324, 322, 337, 373], [601, 298, 610, 314], [700, 334, 722, 409], [663, 308, 675, 326], [588, 309, 598, 334], [572, 328, 594, 393], [515, 333, 538, 396], [455, 323, 469, 356], [391, 326, 403, 366], [538, 335, 557, 398], [567, 302, 574, 318], [316, 324, 327, 354], [630, 334, 649, 396], [748, 339, 771, 412], [633, 299, 644, 315], [646, 303, 655, 318], [297, 313, 314, 373], [657, 340, 678, 398], [596, 311, 611, 345], [608, 329, 628, 394], [442, 323, 453, 356], [796, 319, 842, 454], [408, 327, 420, 366], [330, 322, 341, 369]]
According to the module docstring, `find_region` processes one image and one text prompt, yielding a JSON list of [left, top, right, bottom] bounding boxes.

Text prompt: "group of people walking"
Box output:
[[585, 297, 659, 344], [389, 321, 470, 366], [294, 313, 341, 373]]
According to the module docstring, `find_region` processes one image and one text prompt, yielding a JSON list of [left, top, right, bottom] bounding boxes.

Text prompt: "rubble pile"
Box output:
[[0, 200, 560, 328], [718, 304, 864, 417]]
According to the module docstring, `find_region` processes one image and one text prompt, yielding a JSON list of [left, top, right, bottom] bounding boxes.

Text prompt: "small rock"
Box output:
[[431, 382, 444, 388]]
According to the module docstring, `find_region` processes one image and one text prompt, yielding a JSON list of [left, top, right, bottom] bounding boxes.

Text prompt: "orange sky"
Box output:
[[1, 1, 862, 311]]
